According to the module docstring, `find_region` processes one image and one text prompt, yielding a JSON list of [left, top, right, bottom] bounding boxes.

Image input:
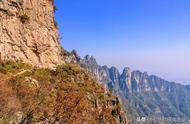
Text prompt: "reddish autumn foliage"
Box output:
[[0, 61, 127, 123]]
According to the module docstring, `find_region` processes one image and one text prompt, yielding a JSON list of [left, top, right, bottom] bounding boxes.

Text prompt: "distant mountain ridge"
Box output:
[[65, 50, 190, 123]]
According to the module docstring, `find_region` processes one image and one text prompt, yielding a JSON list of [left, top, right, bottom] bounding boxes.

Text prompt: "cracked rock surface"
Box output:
[[0, 0, 64, 67]]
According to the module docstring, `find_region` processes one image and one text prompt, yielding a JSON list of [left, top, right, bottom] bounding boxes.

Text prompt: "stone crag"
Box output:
[[0, 0, 64, 67]]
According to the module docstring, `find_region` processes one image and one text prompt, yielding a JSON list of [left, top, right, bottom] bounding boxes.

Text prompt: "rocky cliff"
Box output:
[[0, 0, 64, 67]]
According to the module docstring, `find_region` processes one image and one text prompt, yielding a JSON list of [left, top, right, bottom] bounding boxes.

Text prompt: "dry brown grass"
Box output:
[[0, 61, 125, 123]]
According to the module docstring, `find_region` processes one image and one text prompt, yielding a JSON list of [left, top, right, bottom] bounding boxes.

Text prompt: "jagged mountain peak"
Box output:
[[71, 49, 79, 57], [122, 67, 131, 76], [101, 65, 109, 69], [83, 55, 97, 65], [84, 55, 91, 60], [64, 51, 188, 93], [110, 66, 119, 72], [123, 67, 131, 72]]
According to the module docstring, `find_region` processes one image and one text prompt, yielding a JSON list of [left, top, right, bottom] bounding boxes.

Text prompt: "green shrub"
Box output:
[[53, 5, 58, 12], [0, 66, 7, 74], [19, 13, 29, 23], [0, 61, 31, 74], [33, 68, 51, 81]]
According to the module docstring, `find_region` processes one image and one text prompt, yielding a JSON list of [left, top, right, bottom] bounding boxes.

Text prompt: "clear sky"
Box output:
[[55, 0, 190, 84]]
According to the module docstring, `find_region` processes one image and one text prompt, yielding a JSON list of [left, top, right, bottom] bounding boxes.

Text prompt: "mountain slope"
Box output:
[[65, 51, 190, 123], [0, 61, 128, 123]]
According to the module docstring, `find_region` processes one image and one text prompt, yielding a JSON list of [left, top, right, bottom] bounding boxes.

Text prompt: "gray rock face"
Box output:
[[120, 67, 132, 93], [64, 50, 78, 63], [80, 55, 100, 81], [67, 52, 190, 122], [98, 65, 110, 84], [0, 0, 64, 67], [109, 66, 120, 93]]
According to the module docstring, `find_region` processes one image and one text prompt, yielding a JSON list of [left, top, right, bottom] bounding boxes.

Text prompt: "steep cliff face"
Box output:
[[120, 67, 132, 93], [0, 0, 64, 67]]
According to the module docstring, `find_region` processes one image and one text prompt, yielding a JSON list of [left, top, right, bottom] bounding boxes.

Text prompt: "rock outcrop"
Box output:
[[0, 0, 64, 67], [120, 67, 132, 93]]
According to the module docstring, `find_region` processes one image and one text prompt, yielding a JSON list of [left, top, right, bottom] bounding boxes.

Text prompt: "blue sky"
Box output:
[[55, 0, 190, 84]]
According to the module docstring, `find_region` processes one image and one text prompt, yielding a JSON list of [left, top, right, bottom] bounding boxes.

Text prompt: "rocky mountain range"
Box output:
[[65, 50, 190, 123]]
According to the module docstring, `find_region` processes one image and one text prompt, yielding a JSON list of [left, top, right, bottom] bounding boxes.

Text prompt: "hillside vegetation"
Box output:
[[0, 61, 127, 124]]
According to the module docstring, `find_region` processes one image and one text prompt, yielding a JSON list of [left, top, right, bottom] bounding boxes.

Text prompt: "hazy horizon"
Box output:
[[55, 0, 190, 85]]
